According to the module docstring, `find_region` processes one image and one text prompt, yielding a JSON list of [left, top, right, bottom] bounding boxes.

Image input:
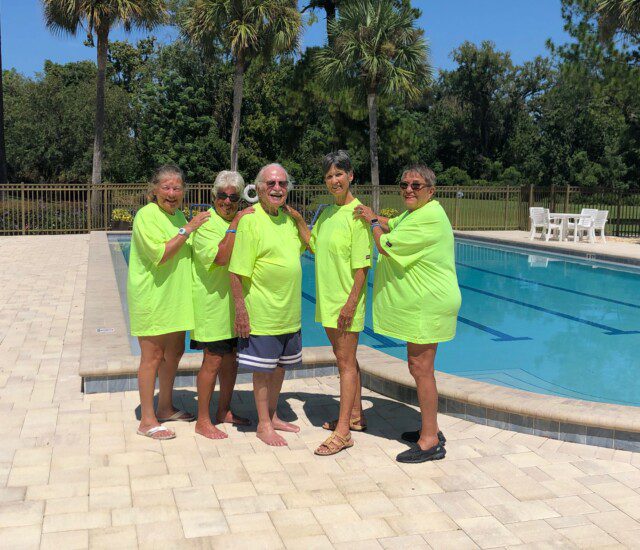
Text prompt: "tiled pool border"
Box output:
[[81, 231, 640, 452]]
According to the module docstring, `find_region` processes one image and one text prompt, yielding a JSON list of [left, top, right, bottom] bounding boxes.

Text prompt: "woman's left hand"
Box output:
[[283, 204, 304, 222], [354, 204, 375, 224], [337, 300, 356, 331]]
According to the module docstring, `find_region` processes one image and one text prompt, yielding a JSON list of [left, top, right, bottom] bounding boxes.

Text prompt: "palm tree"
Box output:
[[42, 0, 167, 213], [597, 0, 640, 40], [315, 0, 430, 211], [303, 1, 339, 41], [182, 0, 301, 170]]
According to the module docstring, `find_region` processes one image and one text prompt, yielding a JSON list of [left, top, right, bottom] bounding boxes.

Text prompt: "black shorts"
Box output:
[[190, 337, 237, 355]]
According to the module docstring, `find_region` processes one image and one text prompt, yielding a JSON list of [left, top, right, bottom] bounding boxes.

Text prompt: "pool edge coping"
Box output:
[[81, 230, 640, 450]]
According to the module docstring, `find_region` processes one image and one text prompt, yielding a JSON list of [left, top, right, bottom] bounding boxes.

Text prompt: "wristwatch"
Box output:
[[370, 218, 379, 225], [178, 227, 189, 237]]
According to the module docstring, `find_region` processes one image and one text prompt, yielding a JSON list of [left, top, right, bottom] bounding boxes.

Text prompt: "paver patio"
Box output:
[[1, 234, 640, 549]]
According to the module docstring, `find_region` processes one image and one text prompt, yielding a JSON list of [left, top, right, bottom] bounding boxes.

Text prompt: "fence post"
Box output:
[[86, 183, 91, 232], [103, 186, 108, 231], [615, 189, 622, 237], [564, 184, 570, 212], [550, 184, 556, 213], [504, 187, 510, 229], [302, 184, 307, 224], [454, 186, 459, 229], [21, 183, 26, 235]]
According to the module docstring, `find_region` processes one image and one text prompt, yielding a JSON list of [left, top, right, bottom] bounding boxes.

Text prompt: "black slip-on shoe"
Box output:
[[396, 443, 446, 464], [401, 430, 446, 445]]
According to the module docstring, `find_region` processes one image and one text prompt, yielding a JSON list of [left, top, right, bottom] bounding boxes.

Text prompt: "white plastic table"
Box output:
[[549, 213, 594, 242]]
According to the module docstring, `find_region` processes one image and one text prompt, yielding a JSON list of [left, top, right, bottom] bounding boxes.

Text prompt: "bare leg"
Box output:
[[326, 328, 359, 437], [195, 350, 227, 439], [352, 359, 364, 422], [254, 371, 287, 446], [407, 342, 440, 451], [137, 335, 170, 434], [156, 331, 185, 419], [270, 366, 299, 433], [215, 353, 250, 426]]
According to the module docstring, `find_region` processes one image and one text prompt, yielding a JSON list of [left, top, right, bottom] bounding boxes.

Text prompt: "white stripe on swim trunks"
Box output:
[[238, 359, 278, 369], [237, 353, 278, 364], [279, 358, 302, 365], [280, 352, 302, 361]]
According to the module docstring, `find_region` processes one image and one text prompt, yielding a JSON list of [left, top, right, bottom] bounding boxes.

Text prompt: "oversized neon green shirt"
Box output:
[[191, 208, 235, 342], [127, 203, 194, 337], [373, 200, 461, 344], [228, 203, 305, 335], [309, 199, 373, 331]]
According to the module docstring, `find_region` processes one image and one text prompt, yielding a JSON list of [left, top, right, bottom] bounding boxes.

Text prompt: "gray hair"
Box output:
[[147, 164, 185, 202], [401, 163, 437, 187], [322, 150, 353, 176], [254, 163, 293, 191], [212, 170, 245, 196]]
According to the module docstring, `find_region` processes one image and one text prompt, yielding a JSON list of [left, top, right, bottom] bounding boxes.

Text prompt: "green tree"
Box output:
[[315, 0, 430, 210], [0, 15, 7, 184], [597, 0, 640, 39], [182, 0, 301, 171], [41, 0, 167, 202]]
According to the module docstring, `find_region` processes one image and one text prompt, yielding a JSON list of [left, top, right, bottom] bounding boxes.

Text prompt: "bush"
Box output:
[[111, 208, 134, 223], [380, 207, 400, 218], [437, 166, 472, 186]]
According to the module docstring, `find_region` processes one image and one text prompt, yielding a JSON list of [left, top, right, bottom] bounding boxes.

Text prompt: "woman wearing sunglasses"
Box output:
[[355, 164, 461, 463], [191, 170, 254, 439]]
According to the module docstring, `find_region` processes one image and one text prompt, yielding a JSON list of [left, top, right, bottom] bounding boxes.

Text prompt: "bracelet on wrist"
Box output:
[[226, 229, 237, 234], [371, 223, 382, 230]]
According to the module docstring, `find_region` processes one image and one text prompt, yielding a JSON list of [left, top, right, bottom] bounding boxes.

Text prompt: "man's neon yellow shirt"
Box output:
[[373, 200, 461, 344], [309, 199, 373, 331], [191, 208, 234, 342], [127, 202, 194, 336], [229, 203, 305, 335]]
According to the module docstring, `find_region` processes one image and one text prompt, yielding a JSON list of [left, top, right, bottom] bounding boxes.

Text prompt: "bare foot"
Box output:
[[272, 414, 300, 433], [257, 424, 288, 447], [216, 410, 251, 426], [195, 422, 228, 440]]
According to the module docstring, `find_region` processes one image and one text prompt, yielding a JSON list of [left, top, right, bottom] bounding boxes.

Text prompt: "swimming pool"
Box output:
[[109, 235, 640, 407]]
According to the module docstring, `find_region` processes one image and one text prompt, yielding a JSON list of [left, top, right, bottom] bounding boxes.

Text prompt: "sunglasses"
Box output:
[[264, 180, 289, 189], [216, 192, 240, 202], [399, 182, 430, 191]]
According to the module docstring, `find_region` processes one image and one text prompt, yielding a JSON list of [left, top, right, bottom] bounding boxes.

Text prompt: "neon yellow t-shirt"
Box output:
[[191, 208, 235, 342], [228, 203, 305, 335], [127, 203, 194, 337], [309, 199, 373, 331], [373, 200, 461, 344]]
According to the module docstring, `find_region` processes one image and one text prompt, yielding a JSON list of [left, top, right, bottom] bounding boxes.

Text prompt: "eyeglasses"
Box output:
[[264, 180, 289, 189], [399, 182, 430, 191], [216, 192, 240, 202]]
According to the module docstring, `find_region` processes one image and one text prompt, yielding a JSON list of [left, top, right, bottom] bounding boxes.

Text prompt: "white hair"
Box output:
[[254, 163, 294, 191], [212, 170, 245, 196]]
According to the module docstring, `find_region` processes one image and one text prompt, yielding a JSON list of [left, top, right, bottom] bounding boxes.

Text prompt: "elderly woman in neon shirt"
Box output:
[[355, 164, 461, 463], [127, 164, 210, 440], [191, 170, 255, 439]]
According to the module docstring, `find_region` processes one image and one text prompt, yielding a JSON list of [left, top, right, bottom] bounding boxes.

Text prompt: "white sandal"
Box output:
[[137, 425, 176, 440]]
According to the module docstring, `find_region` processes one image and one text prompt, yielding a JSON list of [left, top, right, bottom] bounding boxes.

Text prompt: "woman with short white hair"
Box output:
[[191, 170, 254, 439]]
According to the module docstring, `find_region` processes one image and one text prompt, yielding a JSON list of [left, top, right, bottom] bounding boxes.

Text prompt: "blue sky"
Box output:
[[3, 0, 571, 76]]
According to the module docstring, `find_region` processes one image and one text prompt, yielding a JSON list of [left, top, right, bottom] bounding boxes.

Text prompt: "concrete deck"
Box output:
[[2, 234, 640, 547]]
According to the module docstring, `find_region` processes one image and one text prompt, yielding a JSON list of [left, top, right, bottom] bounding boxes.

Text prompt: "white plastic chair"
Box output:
[[529, 207, 562, 241], [573, 210, 608, 243], [567, 208, 598, 241]]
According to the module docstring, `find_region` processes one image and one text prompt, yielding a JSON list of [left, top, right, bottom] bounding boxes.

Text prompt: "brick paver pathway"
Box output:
[[1, 235, 640, 549]]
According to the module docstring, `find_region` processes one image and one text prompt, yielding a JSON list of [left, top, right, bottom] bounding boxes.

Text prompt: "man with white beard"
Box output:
[[229, 163, 305, 446]]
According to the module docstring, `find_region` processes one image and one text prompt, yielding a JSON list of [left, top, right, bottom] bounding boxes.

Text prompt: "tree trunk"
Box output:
[[230, 57, 245, 171], [325, 0, 337, 45], [90, 26, 108, 223], [0, 19, 8, 184], [367, 91, 380, 212]]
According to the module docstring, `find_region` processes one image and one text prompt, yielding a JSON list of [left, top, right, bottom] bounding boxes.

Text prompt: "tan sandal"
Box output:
[[322, 416, 367, 432], [314, 431, 354, 456]]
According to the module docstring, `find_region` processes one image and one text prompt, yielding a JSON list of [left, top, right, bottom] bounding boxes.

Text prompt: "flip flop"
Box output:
[[401, 430, 446, 445], [396, 443, 446, 464], [314, 431, 354, 456], [157, 410, 195, 423], [137, 425, 176, 440]]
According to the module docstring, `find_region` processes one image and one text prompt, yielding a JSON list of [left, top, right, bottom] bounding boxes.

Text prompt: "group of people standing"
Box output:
[[126, 151, 461, 463]]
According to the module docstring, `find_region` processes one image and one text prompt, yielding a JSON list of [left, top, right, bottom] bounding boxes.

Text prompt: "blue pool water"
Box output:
[[109, 235, 640, 407]]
